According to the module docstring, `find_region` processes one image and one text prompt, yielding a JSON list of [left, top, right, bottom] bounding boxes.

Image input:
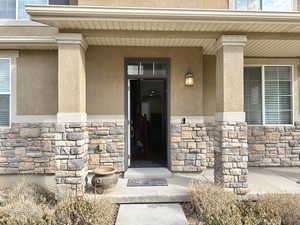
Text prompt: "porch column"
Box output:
[[214, 35, 248, 195], [56, 33, 87, 122], [55, 33, 88, 198]]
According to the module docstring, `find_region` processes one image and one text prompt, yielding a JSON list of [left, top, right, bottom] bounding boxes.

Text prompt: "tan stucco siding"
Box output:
[[203, 55, 216, 116], [86, 47, 203, 116], [0, 27, 57, 36], [58, 44, 86, 113], [78, 0, 228, 9], [17, 50, 58, 115]]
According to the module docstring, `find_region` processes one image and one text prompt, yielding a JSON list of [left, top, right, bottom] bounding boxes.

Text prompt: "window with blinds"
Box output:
[[234, 0, 293, 11], [244, 67, 263, 124], [0, 0, 16, 19], [0, 59, 10, 127], [244, 65, 293, 125], [0, 0, 51, 19], [18, 0, 48, 19]]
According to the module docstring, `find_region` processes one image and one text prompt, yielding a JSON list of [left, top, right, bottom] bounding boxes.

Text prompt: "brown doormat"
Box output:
[[127, 178, 168, 187]]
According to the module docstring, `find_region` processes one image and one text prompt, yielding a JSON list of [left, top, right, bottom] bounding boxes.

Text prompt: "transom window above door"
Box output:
[[126, 59, 169, 77], [234, 0, 293, 11]]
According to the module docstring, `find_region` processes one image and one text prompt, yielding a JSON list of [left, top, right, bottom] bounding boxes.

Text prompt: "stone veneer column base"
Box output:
[[214, 121, 248, 195], [55, 122, 88, 199]]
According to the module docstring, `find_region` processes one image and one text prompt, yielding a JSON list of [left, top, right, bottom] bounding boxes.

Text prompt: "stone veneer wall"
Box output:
[[248, 124, 300, 167], [214, 122, 248, 195], [87, 121, 125, 172], [55, 122, 89, 197], [0, 123, 57, 174], [170, 122, 214, 172]]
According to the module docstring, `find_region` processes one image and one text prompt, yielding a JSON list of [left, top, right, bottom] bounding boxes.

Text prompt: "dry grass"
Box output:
[[0, 182, 118, 225], [190, 182, 242, 225], [256, 194, 300, 225], [189, 182, 300, 225], [55, 195, 117, 225]]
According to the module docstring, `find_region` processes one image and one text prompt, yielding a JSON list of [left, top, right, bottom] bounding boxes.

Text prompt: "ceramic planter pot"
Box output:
[[91, 167, 118, 194]]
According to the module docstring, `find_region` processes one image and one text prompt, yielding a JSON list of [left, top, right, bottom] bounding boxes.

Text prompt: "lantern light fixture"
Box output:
[[185, 71, 194, 86]]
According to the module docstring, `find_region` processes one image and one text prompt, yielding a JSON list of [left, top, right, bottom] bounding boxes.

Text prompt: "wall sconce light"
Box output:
[[185, 71, 194, 86]]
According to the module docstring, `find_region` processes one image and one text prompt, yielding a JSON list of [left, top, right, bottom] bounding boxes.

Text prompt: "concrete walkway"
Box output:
[[86, 167, 300, 203], [115, 204, 188, 225]]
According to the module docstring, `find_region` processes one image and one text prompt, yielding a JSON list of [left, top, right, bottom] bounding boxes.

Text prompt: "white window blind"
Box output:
[[235, 0, 293, 11], [0, 59, 10, 127], [0, 0, 16, 19], [264, 66, 292, 124], [244, 65, 293, 125]]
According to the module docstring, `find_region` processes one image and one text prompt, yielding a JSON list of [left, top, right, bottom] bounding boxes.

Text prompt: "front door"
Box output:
[[125, 58, 169, 168]]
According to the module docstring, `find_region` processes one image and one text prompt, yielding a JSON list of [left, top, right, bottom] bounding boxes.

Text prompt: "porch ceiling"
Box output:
[[23, 5, 300, 57], [85, 36, 300, 57]]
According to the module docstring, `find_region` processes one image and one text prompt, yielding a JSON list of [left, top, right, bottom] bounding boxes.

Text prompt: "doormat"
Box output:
[[127, 178, 168, 187]]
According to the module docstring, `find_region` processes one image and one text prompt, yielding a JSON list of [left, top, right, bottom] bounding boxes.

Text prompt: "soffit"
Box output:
[[84, 36, 300, 57]]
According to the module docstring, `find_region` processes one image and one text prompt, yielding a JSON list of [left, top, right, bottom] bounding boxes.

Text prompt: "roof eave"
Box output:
[[26, 5, 300, 23]]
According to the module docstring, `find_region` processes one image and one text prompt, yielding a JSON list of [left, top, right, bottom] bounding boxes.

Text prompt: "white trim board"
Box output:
[[215, 112, 246, 122], [87, 115, 125, 122]]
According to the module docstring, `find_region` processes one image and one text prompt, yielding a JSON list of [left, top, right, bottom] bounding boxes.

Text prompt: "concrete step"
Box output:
[[124, 168, 173, 179], [115, 204, 189, 225], [86, 175, 196, 203]]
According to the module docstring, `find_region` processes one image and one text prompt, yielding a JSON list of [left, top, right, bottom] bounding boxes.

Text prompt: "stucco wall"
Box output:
[[78, 0, 228, 9], [0, 27, 57, 37], [86, 46, 203, 116], [17, 50, 58, 115], [203, 55, 216, 116]]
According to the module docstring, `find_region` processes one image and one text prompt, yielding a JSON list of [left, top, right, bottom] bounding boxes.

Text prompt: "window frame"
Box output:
[[232, 0, 295, 11], [0, 0, 49, 20], [0, 58, 12, 128], [244, 64, 294, 126]]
